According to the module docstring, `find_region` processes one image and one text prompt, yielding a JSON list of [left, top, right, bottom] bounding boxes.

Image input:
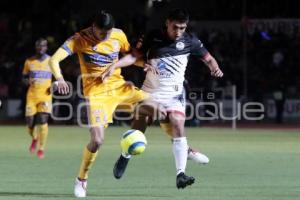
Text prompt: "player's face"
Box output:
[[92, 24, 112, 41], [166, 20, 187, 40], [35, 40, 48, 56]]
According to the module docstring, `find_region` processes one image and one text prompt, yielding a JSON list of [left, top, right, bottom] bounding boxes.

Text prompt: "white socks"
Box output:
[[172, 137, 188, 175]]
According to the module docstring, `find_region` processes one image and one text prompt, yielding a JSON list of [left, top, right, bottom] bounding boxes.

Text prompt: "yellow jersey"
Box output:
[[61, 27, 130, 96], [22, 55, 52, 100]]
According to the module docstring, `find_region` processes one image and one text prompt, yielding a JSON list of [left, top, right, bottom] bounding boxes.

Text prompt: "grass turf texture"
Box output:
[[0, 126, 299, 200]]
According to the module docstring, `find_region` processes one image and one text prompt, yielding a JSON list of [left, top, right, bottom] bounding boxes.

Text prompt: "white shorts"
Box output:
[[149, 89, 186, 116]]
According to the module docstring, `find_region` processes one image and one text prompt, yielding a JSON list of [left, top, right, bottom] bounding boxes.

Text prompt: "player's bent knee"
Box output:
[[169, 119, 185, 138], [88, 137, 104, 152], [35, 113, 49, 124], [171, 128, 185, 138], [90, 127, 105, 147], [136, 102, 166, 121], [93, 137, 104, 146]]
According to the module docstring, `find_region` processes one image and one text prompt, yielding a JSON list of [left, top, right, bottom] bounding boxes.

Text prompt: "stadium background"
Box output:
[[0, 1, 300, 200], [1, 0, 300, 126]]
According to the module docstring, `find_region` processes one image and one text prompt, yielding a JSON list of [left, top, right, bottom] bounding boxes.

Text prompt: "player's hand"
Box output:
[[144, 63, 159, 74], [210, 67, 223, 77], [56, 78, 70, 95], [101, 65, 116, 82]]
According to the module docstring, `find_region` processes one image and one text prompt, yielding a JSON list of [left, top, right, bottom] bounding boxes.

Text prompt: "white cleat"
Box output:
[[188, 148, 210, 164], [74, 178, 87, 198]]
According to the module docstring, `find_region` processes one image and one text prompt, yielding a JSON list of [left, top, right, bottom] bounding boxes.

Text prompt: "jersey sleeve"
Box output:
[[191, 35, 210, 60], [119, 31, 130, 53], [61, 33, 82, 55], [22, 60, 29, 75], [49, 48, 69, 80]]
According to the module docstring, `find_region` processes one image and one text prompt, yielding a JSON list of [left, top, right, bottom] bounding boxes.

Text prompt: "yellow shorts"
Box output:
[[25, 98, 52, 116], [86, 82, 148, 127]]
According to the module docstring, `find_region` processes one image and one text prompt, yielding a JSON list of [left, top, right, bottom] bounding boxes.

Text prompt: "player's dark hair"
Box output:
[[94, 10, 114, 30], [167, 8, 189, 23]]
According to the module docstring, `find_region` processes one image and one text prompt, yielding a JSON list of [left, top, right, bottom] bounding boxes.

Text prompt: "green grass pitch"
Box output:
[[0, 126, 299, 200]]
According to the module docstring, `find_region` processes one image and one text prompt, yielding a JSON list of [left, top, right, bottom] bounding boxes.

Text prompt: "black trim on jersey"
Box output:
[[161, 57, 180, 72], [164, 56, 182, 71], [139, 29, 208, 60], [158, 60, 176, 74], [166, 53, 183, 65]]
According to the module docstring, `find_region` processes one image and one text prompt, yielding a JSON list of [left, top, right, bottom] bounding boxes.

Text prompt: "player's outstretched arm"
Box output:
[[101, 49, 158, 82], [203, 54, 223, 77], [49, 48, 70, 94], [101, 53, 138, 82]]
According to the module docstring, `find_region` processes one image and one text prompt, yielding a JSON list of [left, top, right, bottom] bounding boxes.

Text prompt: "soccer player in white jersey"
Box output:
[[101, 8, 223, 189]]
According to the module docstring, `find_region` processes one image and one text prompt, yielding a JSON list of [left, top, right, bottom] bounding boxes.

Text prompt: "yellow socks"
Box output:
[[36, 123, 48, 151], [78, 147, 98, 180]]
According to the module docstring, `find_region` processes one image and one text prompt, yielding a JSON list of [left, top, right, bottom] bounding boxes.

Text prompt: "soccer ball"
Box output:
[[120, 129, 147, 155]]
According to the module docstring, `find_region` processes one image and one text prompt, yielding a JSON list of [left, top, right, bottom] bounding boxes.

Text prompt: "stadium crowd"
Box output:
[[1, 0, 300, 123]]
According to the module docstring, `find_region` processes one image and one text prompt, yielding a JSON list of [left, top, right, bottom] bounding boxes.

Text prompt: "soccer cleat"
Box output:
[[113, 154, 130, 179], [188, 148, 210, 164], [176, 172, 195, 189], [37, 150, 44, 159], [74, 178, 87, 198], [29, 139, 38, 153]]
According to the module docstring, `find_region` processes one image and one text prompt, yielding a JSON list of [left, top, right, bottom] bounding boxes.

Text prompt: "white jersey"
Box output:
[[142, 54, 189, 98], [138, 29, 209, 100]]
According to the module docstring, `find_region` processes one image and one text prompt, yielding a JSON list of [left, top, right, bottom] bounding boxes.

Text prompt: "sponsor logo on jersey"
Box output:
[[82, 52, 119, 66], [29, 71, 52, 79], [158, 61, 167, 70], [159, 71, 172, 78], [176, 42, 185, 50]]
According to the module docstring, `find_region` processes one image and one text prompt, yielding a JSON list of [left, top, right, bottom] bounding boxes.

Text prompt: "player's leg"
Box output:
[[131, 100, 166, 131], [161, 92, 210, 165], [113, 84, 166, 179], [75, 96, 114, 198], [35, 112, 49, 159], [168, 111, 195, 189], [26, 115, 38, 153], [160, 122, 209, 164], [74, 125, 105, 198], [26, 115, 35, 138], [113, 108, 153, 179], [25, 99, 38, 153], [34, 101, 52, 158], [113, 101, 163, 179]]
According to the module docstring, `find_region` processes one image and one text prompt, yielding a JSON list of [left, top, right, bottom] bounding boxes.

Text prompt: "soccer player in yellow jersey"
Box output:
[[49, 11, 161, 198], [22, 38, 52, 159]]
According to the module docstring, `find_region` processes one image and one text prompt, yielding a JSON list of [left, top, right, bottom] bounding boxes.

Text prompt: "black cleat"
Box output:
[[176, 172, 195, 189], [113, 155, 130, 179]]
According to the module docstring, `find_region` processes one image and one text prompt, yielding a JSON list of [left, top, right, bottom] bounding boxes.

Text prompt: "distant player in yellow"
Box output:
[[49, 11, 161, 198], [22, 38, 52, 159]]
